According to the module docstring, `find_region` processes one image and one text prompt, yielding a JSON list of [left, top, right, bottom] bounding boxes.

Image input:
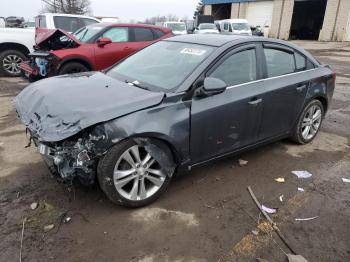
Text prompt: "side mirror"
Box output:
[[198, 77, 227, 96], [97, 37, 112, 47]]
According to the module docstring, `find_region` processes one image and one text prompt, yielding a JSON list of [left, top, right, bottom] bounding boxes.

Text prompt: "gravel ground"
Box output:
[[0, 41, 349, 262]]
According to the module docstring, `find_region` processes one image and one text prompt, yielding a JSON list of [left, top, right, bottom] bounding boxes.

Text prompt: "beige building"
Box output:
[[203, 0, 350, 41]]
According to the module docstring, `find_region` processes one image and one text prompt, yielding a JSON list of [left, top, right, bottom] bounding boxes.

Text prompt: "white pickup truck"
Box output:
[[0, 13, 100, 77]]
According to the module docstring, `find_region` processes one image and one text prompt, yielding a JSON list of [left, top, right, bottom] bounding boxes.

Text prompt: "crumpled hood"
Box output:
[[35, 28, 80, 49], [16, 72, 165, 142]]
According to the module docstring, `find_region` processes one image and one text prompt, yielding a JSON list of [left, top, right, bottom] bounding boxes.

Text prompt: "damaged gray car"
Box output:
[[16, 35, 335, 207]]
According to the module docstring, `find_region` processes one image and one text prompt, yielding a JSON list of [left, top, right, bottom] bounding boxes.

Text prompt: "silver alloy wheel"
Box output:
[[3, 54, 22, 74], [113, 145, 166, 201], [301, 104, 322, 140]]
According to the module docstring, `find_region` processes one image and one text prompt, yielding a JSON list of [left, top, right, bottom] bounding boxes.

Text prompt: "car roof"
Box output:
[[220, 19, 249, 23], [165, 34, 253, 47], [90, 22, 172, 33], [37, 13, 100, 21]]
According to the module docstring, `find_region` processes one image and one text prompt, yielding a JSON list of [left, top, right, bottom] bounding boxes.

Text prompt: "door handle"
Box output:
[[248, 98, 262, 106]]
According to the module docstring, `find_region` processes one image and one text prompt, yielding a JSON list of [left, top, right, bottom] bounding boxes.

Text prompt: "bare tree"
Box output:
[[193, 0, 204, 18], [42, 0, 92, 15]]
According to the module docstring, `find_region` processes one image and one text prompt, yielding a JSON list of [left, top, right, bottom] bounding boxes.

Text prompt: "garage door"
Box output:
[[246, 1, 274, 27]]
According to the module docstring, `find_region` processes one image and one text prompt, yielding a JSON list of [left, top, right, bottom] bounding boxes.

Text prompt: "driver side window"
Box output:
[[101, 27, 129, 42], [209, 49, 257, 87]]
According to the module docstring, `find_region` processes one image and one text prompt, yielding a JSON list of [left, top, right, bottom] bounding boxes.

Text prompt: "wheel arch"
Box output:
[[58, 57, 93, 72], [0, 42, 30, 56], [313, 96, 328, 113]]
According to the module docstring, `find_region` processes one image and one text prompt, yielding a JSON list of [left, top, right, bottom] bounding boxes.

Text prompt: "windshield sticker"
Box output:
[[181, 48, 207, 56]]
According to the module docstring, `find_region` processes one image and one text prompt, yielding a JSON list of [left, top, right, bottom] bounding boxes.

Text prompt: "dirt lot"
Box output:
[[0, 41, 349, 262]]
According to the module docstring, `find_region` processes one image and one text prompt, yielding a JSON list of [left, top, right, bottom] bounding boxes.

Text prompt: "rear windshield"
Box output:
[[53, 16, 88, 32], [232, 23, 250, 31], [199, 23, 216, 30]]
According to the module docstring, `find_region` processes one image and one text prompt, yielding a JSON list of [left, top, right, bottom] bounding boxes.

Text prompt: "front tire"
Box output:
[[97, 139, 173, 207], [291, 99, 324, 144], [0, 49, 26, 77], [58, 62, 89, 75]]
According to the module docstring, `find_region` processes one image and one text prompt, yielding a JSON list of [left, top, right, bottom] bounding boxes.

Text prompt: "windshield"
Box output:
[[166, 23, 186, 31], [232, 23, 250, 31], [107, 41, 215, 92], [199, 23, 216, 30], [73, 25, 104, 43]]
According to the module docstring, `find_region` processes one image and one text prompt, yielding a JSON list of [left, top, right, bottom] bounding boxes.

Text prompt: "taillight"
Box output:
[[332, 69, 336, 81]]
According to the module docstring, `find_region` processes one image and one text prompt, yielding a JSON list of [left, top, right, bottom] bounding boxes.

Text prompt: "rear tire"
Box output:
[[97, 139, 173, 207], [291, 99, 324, 144], [0, 49, 26, 77], [58, 62, 89, 75]]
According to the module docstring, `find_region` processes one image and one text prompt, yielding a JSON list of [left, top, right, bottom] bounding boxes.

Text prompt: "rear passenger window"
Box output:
[[134, 28, 154, 41], [210, 49, 257, 86], [264, 48, 295, 77], [152, 29, 165, 39], [295, 52, 306, 71]]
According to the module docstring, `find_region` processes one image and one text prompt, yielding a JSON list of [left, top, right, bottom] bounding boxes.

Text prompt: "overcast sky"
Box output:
[[1, 0, 199, 21]]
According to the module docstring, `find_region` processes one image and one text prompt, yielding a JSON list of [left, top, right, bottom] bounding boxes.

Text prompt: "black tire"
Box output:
[[291, 99, 324, 144], [97, 139, 173, 207], [58, 62, 89, 75], [0, 49, 27, 77]]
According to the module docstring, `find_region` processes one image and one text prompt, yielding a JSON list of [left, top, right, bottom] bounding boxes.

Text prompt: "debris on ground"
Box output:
[[279, 195, 284, 202], [252, 229, 259, 236], [342, 178, 350, 183], [64, 216, 72, 223], [287, 254, 309, 262], [238, 159, 248, 166], [291, 171, 312, 179], [247, 186, 297, 255], [275, 178, 285, 183], [256, 258, 269, 262], [44, 224, 55, 232], [297, 188, 305, 192], [295, 216, 318, 221], [19, 218, 26, 262], [30, 202, 38, 210], [261, 205, 277, 214]]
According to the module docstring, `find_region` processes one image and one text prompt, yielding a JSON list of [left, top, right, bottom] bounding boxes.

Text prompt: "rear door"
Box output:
[[190, 44, 265, 163], [258, 43, 314, 140], [93, 26, 133, 70]]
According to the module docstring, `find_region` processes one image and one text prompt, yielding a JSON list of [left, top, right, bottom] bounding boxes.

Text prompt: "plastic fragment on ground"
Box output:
[[238, 159, 248, 166], [291, 171, 312, 179], [295, 216, 318, 221], [298, 187, 305, 192], [261, 205, 277, 214], [342, 178, 350, 183], [275, 177, 285, 183], [279, 195, 284, 202]]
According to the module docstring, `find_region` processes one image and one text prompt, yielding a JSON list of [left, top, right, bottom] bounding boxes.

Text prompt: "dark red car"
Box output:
[[20, 23, 173, 81]]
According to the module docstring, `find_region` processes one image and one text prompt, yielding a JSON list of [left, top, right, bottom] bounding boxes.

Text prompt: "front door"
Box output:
[[190, 44, 265, 163], [94, 27, 135, 70]]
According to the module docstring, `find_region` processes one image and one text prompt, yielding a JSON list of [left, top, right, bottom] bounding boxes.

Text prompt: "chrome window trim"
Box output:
[[226, 68, 319, 90]]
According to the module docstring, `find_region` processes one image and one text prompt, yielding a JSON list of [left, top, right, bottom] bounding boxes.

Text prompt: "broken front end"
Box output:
[[20, 29, 80, 81], [32, 128, 107, 185], [20, 51, 59, 81]]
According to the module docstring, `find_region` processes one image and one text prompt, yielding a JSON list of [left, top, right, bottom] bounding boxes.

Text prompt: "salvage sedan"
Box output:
[[16, 35, 335, 207]]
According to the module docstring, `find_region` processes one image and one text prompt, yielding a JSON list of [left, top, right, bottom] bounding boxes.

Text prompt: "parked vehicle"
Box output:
[[5, 16, 25, 28], [194, 15, 215, 28], [0, 27, 35, 76], [160, 21, 187, 35], [0, 17, 5, 28], [16, 35, 335, 207], [194, 23, 219, 34], [0, 13, 100, 77], [20, 23, 173, 81], [251, 25, 264, 36], [217, 19, 252, 36], [35, 13, 100, 34], [23, 21, 36, 29]]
